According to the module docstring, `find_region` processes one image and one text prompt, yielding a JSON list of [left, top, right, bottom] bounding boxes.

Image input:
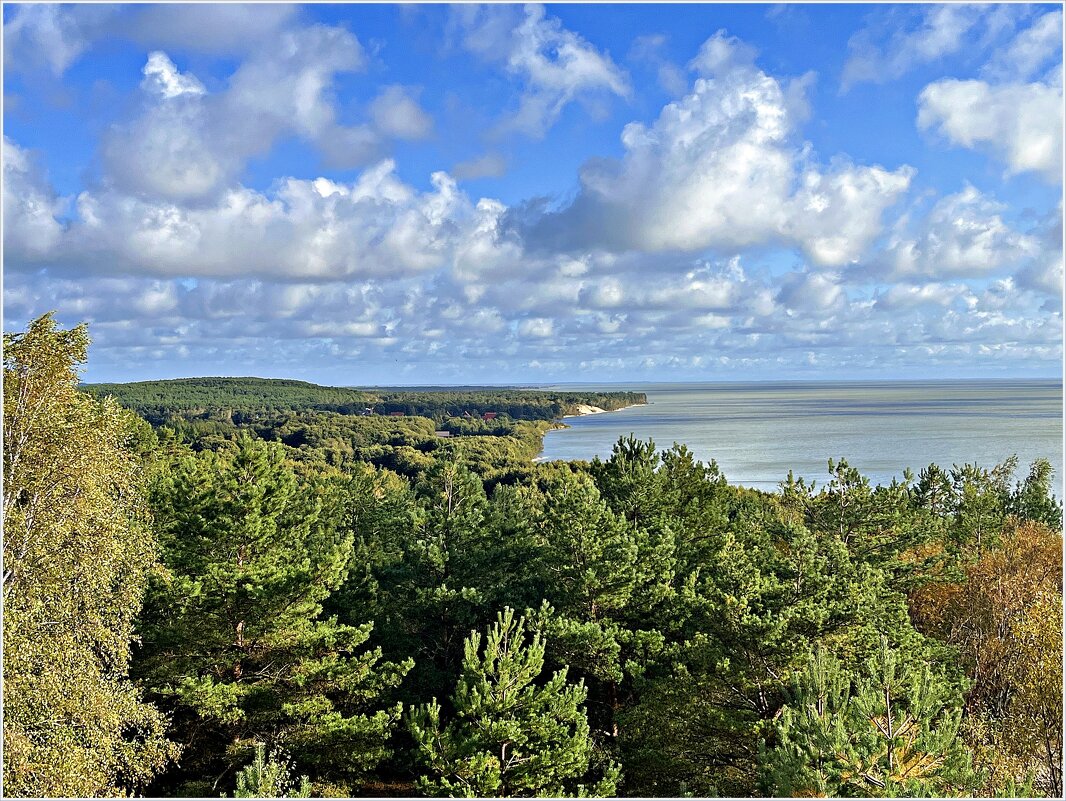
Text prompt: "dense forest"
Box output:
[[84, 377, 646, 426], [5, 314, 1063, 798]]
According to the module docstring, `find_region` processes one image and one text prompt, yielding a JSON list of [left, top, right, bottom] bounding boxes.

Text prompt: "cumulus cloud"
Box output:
[[451, 3, 629, 138], [98, 21, 437, 201], [875, 283, 974, 312], [517, 31, 912, 266], [10, 158, 483, 282], [917, 78, 1063, 183], [3, 15, 1061, 381], [518, 318, 555, 339], [776, 271, 846, 313], [783, 161, 915, 266], [2, 137, 67, 260], [878, 185, 1039, 279], [141, 51, 206, 100], [6, 233, 1060, 382], [99, 25, 374, 201], [1015, 201, 1064, 309], [1017, 254, 1064, 303], [904, 10, 1063, 183]]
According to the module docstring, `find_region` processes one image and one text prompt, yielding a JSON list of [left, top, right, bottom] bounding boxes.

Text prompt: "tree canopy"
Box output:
[[4, 313, 1061, 798]]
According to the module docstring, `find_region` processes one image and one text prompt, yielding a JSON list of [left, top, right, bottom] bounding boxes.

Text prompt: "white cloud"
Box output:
[[100, 26, 401, 201], [784, 161, 915, 267], [2, 4, 110, 76], [1019, 252, 1063, 292], [1015, 200, 1064, 307], [7, 233, 1061, 382], [689, 29, 759, 75], [222, 24, 367, 152], [2, 137, 67, 260], [101, 26, 369, 197], [519, 31, 912, 265], [3, 14, 1061, 381], [142, 51, 206, 99], [519, 318, 555, 338], [879, 185, 1039, 279], [125, 3, 300, 56], [102, 58, 231, 201], [842, 4, 985, 91], [3, 4, 298, 77], [452, 3, 630, 139], [368, 85, 433, 140], [918, 78, 1063, 183], [875, 283, 974, 311], [983, 9, 1063, 82], [776, 271, 845, 313], [14, 160, 477, 281]]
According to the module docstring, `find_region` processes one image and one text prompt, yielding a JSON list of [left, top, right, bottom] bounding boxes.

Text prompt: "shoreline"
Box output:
[[561, 401, 648, 420], [536, 402, 648, 462]]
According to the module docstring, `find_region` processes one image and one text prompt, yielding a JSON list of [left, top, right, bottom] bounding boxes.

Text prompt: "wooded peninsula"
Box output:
[[4, 315, 1062, 798]]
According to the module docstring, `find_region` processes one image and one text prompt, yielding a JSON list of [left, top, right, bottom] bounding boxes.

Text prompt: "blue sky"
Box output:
[[3, 3, 1063, 384]]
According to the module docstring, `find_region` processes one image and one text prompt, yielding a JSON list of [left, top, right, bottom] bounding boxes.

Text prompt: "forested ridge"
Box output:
[[84, 377, 646, 426], [5, 314, 1063, 798]]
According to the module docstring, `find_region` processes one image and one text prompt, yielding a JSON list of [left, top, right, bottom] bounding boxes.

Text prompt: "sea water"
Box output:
[[537, 380, 1063, 491]]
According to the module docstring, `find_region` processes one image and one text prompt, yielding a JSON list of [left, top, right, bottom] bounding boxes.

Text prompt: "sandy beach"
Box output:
[[562, 402, 647, 419]]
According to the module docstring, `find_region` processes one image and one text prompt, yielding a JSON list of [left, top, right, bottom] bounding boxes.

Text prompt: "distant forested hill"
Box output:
[[84, 377, 371, 423], [83, 376, 646, 425]]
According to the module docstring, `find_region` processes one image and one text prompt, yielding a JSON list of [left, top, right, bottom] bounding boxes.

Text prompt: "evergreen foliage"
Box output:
[[6, 316, 1061, 798], [408, 608, 620, 797], [137, 436, 411, 794], [229, 742, 312, 798], [84, 376, 644, 427], [762, 642, 981, 797]]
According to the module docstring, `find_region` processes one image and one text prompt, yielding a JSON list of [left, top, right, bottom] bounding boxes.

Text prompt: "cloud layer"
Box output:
[[3, 5, 1061, 382]]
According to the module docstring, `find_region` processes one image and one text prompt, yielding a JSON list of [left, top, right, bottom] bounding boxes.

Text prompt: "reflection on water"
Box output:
[[538, 380, 1063, 490]]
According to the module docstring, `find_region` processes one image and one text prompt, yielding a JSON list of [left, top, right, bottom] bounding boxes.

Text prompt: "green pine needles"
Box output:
[[408, 608, 621, 797], [761, 640, 982, 797]]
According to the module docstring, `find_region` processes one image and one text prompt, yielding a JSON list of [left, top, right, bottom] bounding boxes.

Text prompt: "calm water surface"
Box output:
[[538, 381, 1063, 491]]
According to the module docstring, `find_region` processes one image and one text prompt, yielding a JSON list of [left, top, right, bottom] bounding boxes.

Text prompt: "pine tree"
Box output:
[[349, 460, 493, 703], [1007, 458, 1063, 531], [228, 742, 312, 798], [407, 608, 620, 797], [541, 470, 639, 622], [762, 641, 981, 797], [2, 314, 175, 796], [137, 436, 410, 794]]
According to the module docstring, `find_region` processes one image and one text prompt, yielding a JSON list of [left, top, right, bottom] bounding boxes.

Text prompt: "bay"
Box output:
[[537, 380, 1064, 491]]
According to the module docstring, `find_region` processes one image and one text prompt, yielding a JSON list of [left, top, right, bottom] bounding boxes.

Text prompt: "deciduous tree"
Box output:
[[2, 314, 175, 796]]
